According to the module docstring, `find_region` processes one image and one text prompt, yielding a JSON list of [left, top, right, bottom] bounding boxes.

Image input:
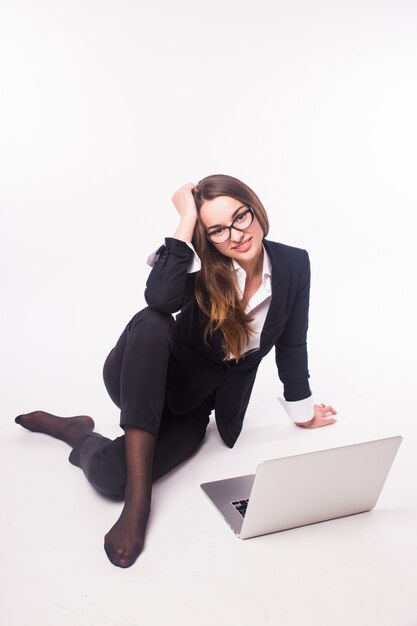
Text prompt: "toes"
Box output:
[[14, 413, 31, 427], [105, 548, 140, 568], [104, 540, 144, 568], [114, 555, 135, 568]]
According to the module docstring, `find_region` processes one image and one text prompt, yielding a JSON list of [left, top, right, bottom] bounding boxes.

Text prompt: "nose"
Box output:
[[230, 226, 245, 243]]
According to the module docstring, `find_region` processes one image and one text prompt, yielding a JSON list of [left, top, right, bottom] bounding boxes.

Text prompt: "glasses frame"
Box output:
[[205, 206, 255, 245]]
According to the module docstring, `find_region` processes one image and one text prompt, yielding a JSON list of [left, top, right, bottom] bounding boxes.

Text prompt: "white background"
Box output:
[[1, 1, 416, 625]]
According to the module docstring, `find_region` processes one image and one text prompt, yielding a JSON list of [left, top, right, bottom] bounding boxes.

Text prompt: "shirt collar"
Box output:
[[232, 245, 272, 295]]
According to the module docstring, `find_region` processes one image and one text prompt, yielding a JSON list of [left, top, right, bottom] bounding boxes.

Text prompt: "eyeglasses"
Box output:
[[206, 206, 255, 245]]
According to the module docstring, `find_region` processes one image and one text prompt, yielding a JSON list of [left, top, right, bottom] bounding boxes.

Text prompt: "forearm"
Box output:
[[145, 237, 195, 313], [145, 183, 198, 311], [171, 183, 198, 243], [275, 249, 311, 401], [173, 214, 197, 243]]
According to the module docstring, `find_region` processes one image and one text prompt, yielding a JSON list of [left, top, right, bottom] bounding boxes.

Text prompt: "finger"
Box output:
[[314, 403, 334, 412], [318, 405, 337, 415], [317, 416, 337, 427]]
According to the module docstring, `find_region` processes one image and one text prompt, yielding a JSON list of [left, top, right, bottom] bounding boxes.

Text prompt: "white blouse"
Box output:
[[231, 247, 272, 356]]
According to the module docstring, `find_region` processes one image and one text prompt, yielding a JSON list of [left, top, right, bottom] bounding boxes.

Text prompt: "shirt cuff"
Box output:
[[277, 395, 314, 423], [147, 241, 201, 274]]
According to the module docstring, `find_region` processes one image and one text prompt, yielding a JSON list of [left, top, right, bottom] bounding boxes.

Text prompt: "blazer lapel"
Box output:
[[260, 239, 290, 349]]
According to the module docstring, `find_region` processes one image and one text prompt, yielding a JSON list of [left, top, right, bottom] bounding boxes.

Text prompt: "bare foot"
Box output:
[[104, 499, 151, 568], [15, 410, 95, 447]]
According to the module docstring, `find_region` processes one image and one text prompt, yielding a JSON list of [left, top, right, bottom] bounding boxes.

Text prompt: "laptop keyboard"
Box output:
[[231, 499, 250, 517]]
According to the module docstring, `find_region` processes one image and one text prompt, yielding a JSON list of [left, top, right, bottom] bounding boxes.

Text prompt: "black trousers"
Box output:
[[69, 308, 213, 500]]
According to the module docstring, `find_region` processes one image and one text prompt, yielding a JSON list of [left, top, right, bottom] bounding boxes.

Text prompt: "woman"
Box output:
[[15, 174, 337, 569]]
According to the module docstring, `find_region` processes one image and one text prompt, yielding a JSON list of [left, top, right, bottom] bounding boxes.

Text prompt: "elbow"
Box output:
[[144, 291, 182, 315], [147, 302, 181, 315]]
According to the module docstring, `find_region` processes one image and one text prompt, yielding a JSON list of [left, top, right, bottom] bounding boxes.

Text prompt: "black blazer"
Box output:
[[145, 237, 311, 448]]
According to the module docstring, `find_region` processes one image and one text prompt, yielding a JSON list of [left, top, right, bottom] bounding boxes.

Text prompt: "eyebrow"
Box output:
[[207, 204, 247, 231]]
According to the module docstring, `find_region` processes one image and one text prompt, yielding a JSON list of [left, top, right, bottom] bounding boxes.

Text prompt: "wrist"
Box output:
[[173, 214, 197, 243], [295, 417, 314, 428], [179, 213, 197, 225]]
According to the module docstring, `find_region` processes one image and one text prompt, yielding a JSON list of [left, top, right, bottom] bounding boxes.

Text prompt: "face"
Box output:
[[199, 195, 264, 266]]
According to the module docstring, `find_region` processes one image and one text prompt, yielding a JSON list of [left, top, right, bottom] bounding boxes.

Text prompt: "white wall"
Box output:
[[1, 0, 416, 425]]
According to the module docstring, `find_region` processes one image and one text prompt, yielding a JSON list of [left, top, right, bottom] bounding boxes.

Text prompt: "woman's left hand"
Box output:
[[295, 403, 337, 428]]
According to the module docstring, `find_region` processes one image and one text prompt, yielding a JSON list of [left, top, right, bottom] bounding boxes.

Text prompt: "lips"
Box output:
[[232, 237, 253, 252]]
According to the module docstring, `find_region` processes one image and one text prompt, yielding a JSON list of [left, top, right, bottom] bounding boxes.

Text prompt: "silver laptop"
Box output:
[[201, 436, 402, 539]]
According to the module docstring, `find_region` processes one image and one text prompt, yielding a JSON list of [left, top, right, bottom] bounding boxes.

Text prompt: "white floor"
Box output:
[[2, 346, 417, 626]]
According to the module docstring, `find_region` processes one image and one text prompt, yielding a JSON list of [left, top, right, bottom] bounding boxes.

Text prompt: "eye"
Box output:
[[235, 209, 249, 222], [211, 227, 226, 236]]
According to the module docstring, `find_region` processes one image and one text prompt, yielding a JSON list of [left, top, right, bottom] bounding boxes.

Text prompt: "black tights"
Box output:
[[69, 308, 213, 500]]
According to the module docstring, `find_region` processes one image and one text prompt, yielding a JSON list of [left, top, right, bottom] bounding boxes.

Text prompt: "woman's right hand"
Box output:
[[171, 182, 198, 222], [171, 182, 199, 242]]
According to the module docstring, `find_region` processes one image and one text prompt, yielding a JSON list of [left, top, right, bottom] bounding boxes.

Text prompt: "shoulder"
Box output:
[[263, 239, 309, 275]]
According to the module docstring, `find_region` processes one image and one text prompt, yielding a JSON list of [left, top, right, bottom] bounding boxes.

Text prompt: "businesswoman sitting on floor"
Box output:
[[15, 174, 337, 568]]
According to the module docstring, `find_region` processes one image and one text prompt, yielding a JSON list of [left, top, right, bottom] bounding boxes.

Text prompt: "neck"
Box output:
[[238, 247, 264, 281]]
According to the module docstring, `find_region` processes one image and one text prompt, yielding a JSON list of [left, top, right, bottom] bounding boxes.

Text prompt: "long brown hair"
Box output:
[[192, 174, 269, 361]]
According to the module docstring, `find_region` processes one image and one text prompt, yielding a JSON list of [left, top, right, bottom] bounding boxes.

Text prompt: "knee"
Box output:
[[129, 307, 176, 347]]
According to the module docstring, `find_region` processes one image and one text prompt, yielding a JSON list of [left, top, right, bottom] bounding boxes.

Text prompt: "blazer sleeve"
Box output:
[[144, 237, 195, 314], [275, 249, 312, 402]]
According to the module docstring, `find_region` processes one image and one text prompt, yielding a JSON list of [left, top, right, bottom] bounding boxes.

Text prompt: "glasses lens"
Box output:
[[209, 227, 229, 244], [232, 208, 253, 230]]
